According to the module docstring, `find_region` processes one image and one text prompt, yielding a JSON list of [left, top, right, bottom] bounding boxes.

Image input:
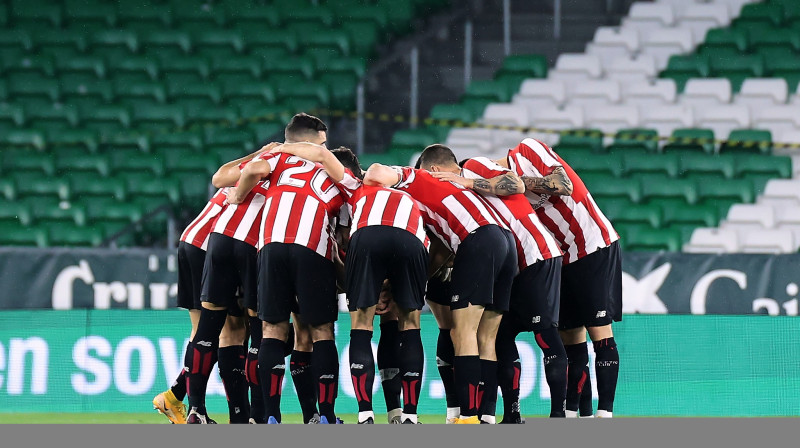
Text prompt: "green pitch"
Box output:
[[1, 413, 538, 424]]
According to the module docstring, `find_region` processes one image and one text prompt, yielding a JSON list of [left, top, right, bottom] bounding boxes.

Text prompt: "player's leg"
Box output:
[[587, 324, 618, 418], [377, 311, 402, 423], [579, 365, 594, 417], [349, 306, 377, 424], [260, 320, 290, 424], [450, 303, 484, 422], [426, 285, 459, 423], [495, 317, 523, 424], [245, 308, 265, 423], [290, 313, 319, 423], [396, 308, 423, 424], [218, 312, 250, 423], [561, 327, 589, 418], [476, 309, 503, 424]]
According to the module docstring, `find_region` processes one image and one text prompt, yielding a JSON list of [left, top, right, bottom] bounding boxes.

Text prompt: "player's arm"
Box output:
[[226, 159, 272, 204], [363, 163, 400, 187], [270, 142, 345, 182], [520, 166, 573, 196], [427, 236, 454, 279], [212, 142, 279, 188], [430, 171, 524, 196]]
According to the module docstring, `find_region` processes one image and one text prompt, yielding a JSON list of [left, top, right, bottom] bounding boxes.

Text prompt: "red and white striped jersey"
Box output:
[[461, 157, 562, 269], [211, 165, 267, 248], [337, 170, 430, 249], [507, 138, 619, 264], [391, 166, 508, 253], [180, 188, 228, 250], [253, 153, 345, 259]]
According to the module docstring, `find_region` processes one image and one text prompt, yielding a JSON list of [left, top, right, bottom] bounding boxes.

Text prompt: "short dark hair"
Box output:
[[418, 144, 458, 170], [285, 113, 328, 142], [332, 147, 363, 179]]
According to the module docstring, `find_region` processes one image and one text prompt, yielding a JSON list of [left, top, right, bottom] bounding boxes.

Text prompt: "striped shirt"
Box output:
[[180, 188, 228, 250]]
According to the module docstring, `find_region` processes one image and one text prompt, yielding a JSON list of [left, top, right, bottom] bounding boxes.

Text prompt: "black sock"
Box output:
[[377, 321, 401, 412], [313, 339, 339, 421], [246, 316, 265, 423], [593, 337, 619, 413], [399, 329, 423, 416], [579, 365, 594, 416], [564, 342, 590, 413], [170, 342, 191, 401], [258, 338, 286, 423], [187, 308, 226, 414], [290, 350, 318, 422], [535, 328, 568, 418], [496, 321, 521, 419], [453, 355, 481, 417], [218, 345, 250, 423], [478, 359, 498, 419], [436, 328, 458, 409], [349, 330, 375, 414]]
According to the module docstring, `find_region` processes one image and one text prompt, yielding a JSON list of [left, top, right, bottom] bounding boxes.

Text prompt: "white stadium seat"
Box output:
[[740, 229, 798, 254], [725, 204, 776, 228], [694, 105, 750, 140], [640, 28, 695, 70], [481, 104, 531, 127], [735, 78, 789, 108], [491, 129, 528, 151], [789, 82, 800, 105], [752, 105, 800, 137], [679, 78, 733, 106], [569, 80, 622, 107], [683, 227, 740, 253], [584, 105, 640, 135], [548, 53, 603, 83], [640, 104, 694, 136], [622, 79, 678, 107], [656, 0, 702, 17], [530, 106, 585, 131], [777, 208, 800, 247], [677, 4, 731, 42], [776, 129, 800, 146], [586, 27, 640, 70], [762, 179, 800, 203], [622, 3, 675, 40], [513, 79, 567, 109], [447, 128, 493, 154], [606, 54, 658, 83]]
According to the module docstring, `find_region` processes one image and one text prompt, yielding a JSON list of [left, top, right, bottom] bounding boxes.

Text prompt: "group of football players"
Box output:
[[151, 113, 622, 424]]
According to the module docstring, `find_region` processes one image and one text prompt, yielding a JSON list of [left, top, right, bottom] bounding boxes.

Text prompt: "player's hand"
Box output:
[[225, 187, 245, 204], [430, 171, 473, 189], [258, 142, 281, 155], [375, 280, 393, 315]]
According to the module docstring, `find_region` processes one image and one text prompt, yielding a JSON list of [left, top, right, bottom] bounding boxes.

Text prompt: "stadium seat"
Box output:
[[584, 105, 640, 135], [390, 129, 438, 152], [110, 152, 166, 177], [739, 229, 798, 254], [622, 79, 677, 107], [494, 54, 548, 80], [446, 128, 493, 155], [0, 223, 48, 247], [64, 0, 117, 27], [735, 78, 789, 108], [555, 129, 605, 153], [608, 128, 660, 153], [679, 78, 732, 106], [28, 198, 87, 227], [55, 153, 110, 177], [124, 173, 181, 204], [698, 178, 755, 203], [45, 223, 104, 247], [623, 152, 679, 177], [463, 80, 515, 103], [719, 129, 772, 154], [640, 28, 694, 70], [679, 4, 732, 42], [140, 30, 193, 55], [586, 27, 640, 70], [660, 54, 711, 91], [70, 176, 127, 201], [622, 3, 676, 39], [513, 79, 567, 109], [569, 80, 621, 107], [683, 227, 740, 253], [117, 2, 172, 28], [751, 105, 800, 137], [588, 176, 642, 203], [548, 54, 603, 83], [530, 106, 584, 131], [624, 227, 682, 252], [679, 153, 736, 179], [724, 203, 776, 229], [662, 203, 719, 228], [481, 104, 530, 128], [695, 105, 751, 139], [640, 105, 695, 137], [642, 177, 698, 204], [12, 174, 70, 201], [606, 54, 658, 83], [0, 200, 32, 226], [608, 203, 663, 228], [1, 129, 47, 150], [698, 27, 748, 57]]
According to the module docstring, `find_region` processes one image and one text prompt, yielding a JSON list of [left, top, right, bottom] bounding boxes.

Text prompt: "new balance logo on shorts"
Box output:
[[196, 341, 212, 347], [248, 347, 258, 354], [532, 316, 541, 324], [451, 295, 460, 303], [596, 310, 607, 318]]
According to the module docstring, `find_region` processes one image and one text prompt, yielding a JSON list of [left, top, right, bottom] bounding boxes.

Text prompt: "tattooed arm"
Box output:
[[521, 166, 573, 196], [430, 171, 525, 196]]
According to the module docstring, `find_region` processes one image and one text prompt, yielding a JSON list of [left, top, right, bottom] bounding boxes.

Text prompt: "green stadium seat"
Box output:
[[719, 129, 772, 154], [317, 72, 358, 110], [166, 80, 222, 105], [185, 106, 239, 128], [117, 2, 172, 28], [81, 105, 131, 132], [26, 103, 80, 129], [83, 200, 143, 225], [462, 80, 514, 103], [237, 105, 293, 128], [297, 29, 351, 57], [227, 6, 281, 29], [606, 203, 663, 228], [279, 4, 335, 28], [357, 152, 409, 168], [750, 28, 800, 53], [339, 22, 380, 57], [662, 203, 719, 228], [589, 177, 642, 203], [271, 78, 330, 108], [336, 4, 389, 30], [4, 54, 55, 77], [698, 28, 749, 57], [45, 223, 104, 247], [195, 30, 246, 54], [205, 128, 256, 148], [0, 3, 5, 26], [660, 55, 711, 91], [36, 29, 89, 55], [55, 153, 110, 177], [222, 81, 277, 106], [556, 129, 605, 153], [130, 103, 184, 130], [697, 178, 755, 203], [248, 122, 284, 141], [735, 3, 785, 28], [390, 128, 437, 152], [243, 31, 298, 54], [69, 176, 127, 201], [622, 153, 680, 178], [7, 75, 60, 102], [55, 55, 107, 78], [0, 103, 25, 128], [641, 177, 698, 204], [495, 54, 548, 80], [430, 103, 478, 125], [593, 196, 633, 218], [112, 56, 160, 81], [0, 178, 16, 201], [766, 58, 800, 91], [110, 152, 165, 177], [160, 55, 210, 80], [151, 130, 205, 152], [12, 174, 70, 200], [0, 200, 33, 226], [28, 198, 87, 226], [0, 223, 48, 247], [709, 54, 765, 84], [679, 153, 737, 179], [0, 78, 7, 102], [0, 30, 33, 52], [61, 75, 114, 105], [1, 129, 46, 150], [10, 0, 63, 27], [173, 3, 227, 29], [91, 29, 139, 53], [663, 128, 716, 154], [734, 154, 792, 178], [623, 227, 682, 252], [742, 173, 773, 195], [171, 172, 213, 205], [380, 0, 415, 33], [64, 0, 117, 27], [124, 173, 181, 204], [266, 56, 316, 80], [211, 55, 263, 80], [2, 149, 54, 175], [160, 149, 219, 176], [140, 30, 193, 55], [48, 129, 100, 153], [567, 153, 625, 177]]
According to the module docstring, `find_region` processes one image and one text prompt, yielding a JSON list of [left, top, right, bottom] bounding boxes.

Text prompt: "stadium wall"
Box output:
[[0, 311, 799, 417], [1, 248, 799, 315]]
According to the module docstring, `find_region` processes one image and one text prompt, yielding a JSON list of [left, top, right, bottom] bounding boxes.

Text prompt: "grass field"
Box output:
[[0, 413, 538, 424]]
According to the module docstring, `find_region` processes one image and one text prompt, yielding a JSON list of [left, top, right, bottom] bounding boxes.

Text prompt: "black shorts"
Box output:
[[177, 242, 206, 310], [506, 257, 562, 332], [200, 233, 256, 315], [425, 274, 452, 306], [559, 241, 622, 330], [449, 225, 518, 312], [258, 242, 338, 326], [345, 226, 429, 312]]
